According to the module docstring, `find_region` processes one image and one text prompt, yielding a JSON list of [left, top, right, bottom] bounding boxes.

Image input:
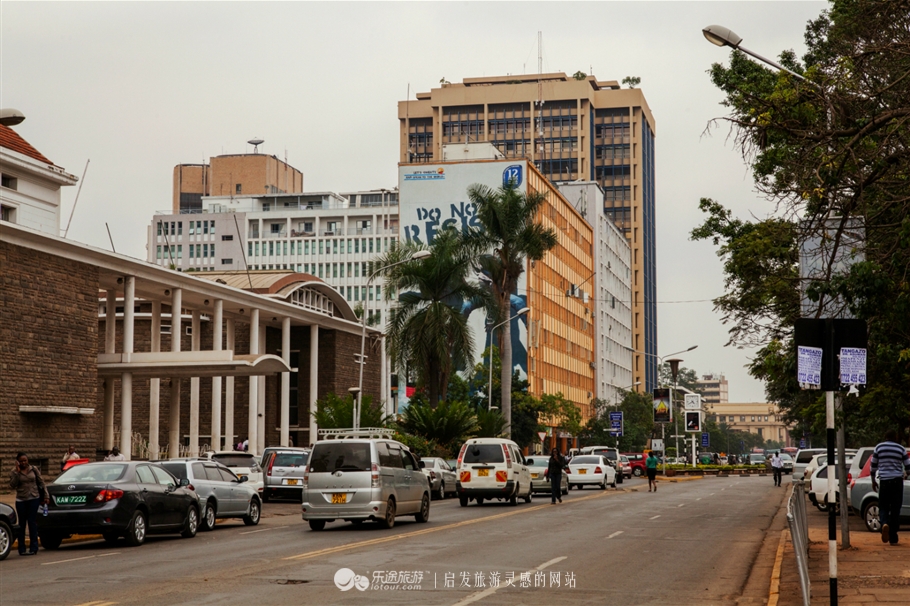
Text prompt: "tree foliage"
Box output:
[[398, 400, 479, 450], [312, 392, 389, 430], [696, 0, 910, 443]]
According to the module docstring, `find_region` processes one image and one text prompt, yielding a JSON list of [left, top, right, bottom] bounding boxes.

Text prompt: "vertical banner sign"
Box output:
[[701, 433, 710, 447], [652, 388, 671, 424], [797, 346, 823, 389], [800, 438, 807, 448], [608, 411, 624, 437], [839, 347, 867, 385]]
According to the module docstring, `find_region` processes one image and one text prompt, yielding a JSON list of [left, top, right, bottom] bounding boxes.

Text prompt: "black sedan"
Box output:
[[0, 502, 18, 560], [40, 461, 200, 548]]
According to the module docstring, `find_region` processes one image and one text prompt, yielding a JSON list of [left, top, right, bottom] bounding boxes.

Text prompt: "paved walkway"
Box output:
[[777, 495, 910, 604]]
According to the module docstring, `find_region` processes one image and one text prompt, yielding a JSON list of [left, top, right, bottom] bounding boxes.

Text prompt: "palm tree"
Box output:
[[465, 182, 558, 437], [376, 230, 488, 408]]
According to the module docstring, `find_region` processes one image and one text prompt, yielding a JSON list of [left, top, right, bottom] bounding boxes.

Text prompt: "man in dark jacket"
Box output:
[[546, 449, 566, 504]]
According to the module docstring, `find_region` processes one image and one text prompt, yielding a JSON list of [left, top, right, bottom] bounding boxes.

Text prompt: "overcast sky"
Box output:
[[2, 1, 827, 403]]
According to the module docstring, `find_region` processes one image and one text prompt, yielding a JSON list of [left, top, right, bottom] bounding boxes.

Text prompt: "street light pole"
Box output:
[[354, 249, 431, 430], [487, 307, 530, 412]]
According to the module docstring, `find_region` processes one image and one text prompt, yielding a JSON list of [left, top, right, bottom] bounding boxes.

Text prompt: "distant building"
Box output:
[[173, 151, 304, 213], [697, 373, 729, 406], [709, 402, 793, 448], [399, 73, 657, 392], [0, 124, 77, 234]]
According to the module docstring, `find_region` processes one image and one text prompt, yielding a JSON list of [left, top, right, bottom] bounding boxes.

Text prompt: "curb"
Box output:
[[654, 475, 704, 483], [767, 529, 788, 606]]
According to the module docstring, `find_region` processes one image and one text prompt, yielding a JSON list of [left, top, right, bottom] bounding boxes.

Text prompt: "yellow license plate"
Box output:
[[531, 473, 540, 479], [579, 469, 587, 474], [286, 479, 298, 486], [331, 493, 347, 504], [478, 468, 490, 477]]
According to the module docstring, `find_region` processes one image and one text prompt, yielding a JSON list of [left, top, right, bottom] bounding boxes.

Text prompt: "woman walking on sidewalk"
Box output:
[[8, 452, 49, 556], [646, 451, 659, 492], [545, 449, 566, 504]]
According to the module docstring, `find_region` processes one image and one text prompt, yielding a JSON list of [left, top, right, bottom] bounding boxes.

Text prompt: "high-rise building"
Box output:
[[697, 373, 729, 406], [173, 151, 304, 213], [399, 73, 657, 391]]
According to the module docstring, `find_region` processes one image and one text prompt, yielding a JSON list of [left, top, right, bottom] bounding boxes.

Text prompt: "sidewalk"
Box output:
[[776, 499, 910, 604]]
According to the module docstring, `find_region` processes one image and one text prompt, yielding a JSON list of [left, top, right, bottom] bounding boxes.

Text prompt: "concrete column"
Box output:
[[169, 289, 182, 458], [257, 328, 266, 452], [225, 319, 235, 451], [280, 316, 291, 447], [309, 324, 318, 446], [247, 309, 259, 455], [211, 300, 223, 453], [149, 301, 162, 460], [120, 277, 135, 460], [189, 310, 201, 456], [103, 290, 116, 450]]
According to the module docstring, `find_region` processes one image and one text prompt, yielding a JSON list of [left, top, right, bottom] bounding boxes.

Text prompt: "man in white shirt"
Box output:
[[104, 447, 125, 461], [771, 452, 783, 487], [60, 446, 80, 470]]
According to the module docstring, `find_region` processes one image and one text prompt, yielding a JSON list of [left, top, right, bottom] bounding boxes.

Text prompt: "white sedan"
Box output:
[[566, 455, 616, 490]]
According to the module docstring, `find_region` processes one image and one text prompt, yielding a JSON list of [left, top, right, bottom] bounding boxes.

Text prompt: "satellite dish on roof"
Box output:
[[248, 138, 264, 153]]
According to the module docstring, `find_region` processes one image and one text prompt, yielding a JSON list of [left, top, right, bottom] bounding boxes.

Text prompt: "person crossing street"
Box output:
[[770, 451, 783, 487], [545, 449, 566, 504]]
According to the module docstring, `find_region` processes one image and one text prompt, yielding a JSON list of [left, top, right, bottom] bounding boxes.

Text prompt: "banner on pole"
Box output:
[[608, 411, 623, 437], [797, 346, 823, 389], [839, 347, 867, 385], [653, 388, 671, 424]]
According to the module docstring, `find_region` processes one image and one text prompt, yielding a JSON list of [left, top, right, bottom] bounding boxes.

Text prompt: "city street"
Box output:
[[2, 476, 786, 605]]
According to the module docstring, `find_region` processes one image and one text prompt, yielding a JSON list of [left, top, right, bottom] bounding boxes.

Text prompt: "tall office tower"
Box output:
[[399, 73, 657, 391]]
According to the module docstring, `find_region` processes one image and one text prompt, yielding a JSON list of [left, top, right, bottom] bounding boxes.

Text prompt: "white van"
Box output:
[[455, 438, 533, 507]]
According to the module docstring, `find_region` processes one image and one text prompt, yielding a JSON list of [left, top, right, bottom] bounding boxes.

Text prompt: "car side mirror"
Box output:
[[165, 483, 176, 493], [180, 478, 190, 487], [418, 461, 426, 469]]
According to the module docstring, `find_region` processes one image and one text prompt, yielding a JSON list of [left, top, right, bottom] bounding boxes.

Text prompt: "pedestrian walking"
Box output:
[[646, 450, 659, 492], [8, 453, 49, 556], [545, 449, 566, 504], [771, 451, 783, 487], [60, 445, 79, 470], [104, 447, 125, 461], [871, 429, 910, 545]]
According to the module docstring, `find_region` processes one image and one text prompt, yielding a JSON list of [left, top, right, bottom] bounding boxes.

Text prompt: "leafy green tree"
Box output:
[[474, 406, 507, 438], [573, 70, 587, 81], [312, 392, 389, 430], [376, 231, 488, 408], [464, 182, 558, 437], [658, 363, 702, 392], [582, 391, 656, 452], [697, 0, 910, 444], [398, 400, 478, 450], [621, 76, 641, 88]]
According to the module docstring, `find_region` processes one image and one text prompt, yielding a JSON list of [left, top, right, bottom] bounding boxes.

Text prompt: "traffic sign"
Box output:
[[799, 438, 807, 448], [701, 433, 710, 447], [608, 411, 623, 437], [538, 432, 547, 443]]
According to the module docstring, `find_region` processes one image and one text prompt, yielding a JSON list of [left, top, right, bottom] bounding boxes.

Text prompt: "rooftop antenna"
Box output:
[[63, 159, 90, 238], [248, 138, 264, 154]]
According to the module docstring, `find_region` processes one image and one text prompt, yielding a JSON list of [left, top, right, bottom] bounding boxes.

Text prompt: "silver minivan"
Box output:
[[301, 431, 430, 531]]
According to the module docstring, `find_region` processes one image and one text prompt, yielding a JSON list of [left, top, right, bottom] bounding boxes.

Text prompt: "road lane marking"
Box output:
[[240, 526, 287, 535], [73, 602, 118, 606], [649, 515, 661, 520], [452, 556, 567, 605], [711, 493, 716, 496], [43, 552, 120, 567], [285, 491, 615, 561], [677, 503, 685, 507], [607, 531, 623, 539], [98, 552, 120, 557], [696, 498, 702, 501]]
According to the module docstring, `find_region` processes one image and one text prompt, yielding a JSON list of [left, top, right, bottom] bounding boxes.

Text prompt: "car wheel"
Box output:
[[102, 531, 120, 544], [633, 468, 642, 477], [815, 500, 828, 512], [0, 520, 12, 560], [201, 501, 217, 531], [261, 489, 270, 503], [567, 484, 573, 491], [309, 520, 326, 531], [124, 511, 147, 547], [617, 473, 624, 484], [561, 483, 568, 496], [510, 485, 519, 506], [823, 494, 840, 514], [863, 500, 881, 533], [459, 495, 468, 507], [379, 498, 396, 529], [40, 532, 64, 550], [437, 481, 446, 501], [181, 505, 199, 538], [477, 497, 484, 506], [415, 493, 430, 523], [243, 499, 261, 526]]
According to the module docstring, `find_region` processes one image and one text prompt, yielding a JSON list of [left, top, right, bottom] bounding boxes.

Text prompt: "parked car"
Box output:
[[765, 452, 795, 474], [157, 459, 261, 530], [807, 463, 850, 512], [39, 461, 199, 548], [202, 451, 264, 495], [748, 453, 768, 466], [793, 448, 827, 479], [618, 455, 633, 479], [803, 452, 856, 487], [580, 446, 623, 484], [850, 472, 910, 533], [622, 453, 647, 477], [525, 456, 568, 495], [455, 438, 533, 506], [301, 432, 430, 530], [0, 502, 18, 560], [566, 455, 617, 490], [846, 446, 876, 502], [261, 448, 310, 502], [419, 457, 457, 500]]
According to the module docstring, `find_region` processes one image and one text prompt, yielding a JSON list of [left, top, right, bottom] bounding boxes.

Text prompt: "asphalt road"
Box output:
[[1, 476, 785, 605]]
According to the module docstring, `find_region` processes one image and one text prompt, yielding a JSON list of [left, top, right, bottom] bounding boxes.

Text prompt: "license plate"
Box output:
[[478, 468, 490, 477], [55, 495, 87, 505], [331, 493, 347, 504], [531, 473, 540, 479], [286, 479, 298, 486], [579, 469, 587, 475]]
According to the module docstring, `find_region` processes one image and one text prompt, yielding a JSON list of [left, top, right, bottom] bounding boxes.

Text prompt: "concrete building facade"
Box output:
[[708, 402, 794, 448], [399, 73, 657, 393], [697, 373, 729, 406]]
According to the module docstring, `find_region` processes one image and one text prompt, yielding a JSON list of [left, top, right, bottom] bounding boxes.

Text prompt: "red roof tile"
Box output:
[[0, 124, 54, 166]]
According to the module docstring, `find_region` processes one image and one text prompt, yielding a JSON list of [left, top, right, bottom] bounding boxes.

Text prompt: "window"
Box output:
[[189, 222, 196, 236], [741, 416, 746, 422], [135, 466, 156, 484], [271, 223, 281, 234], [176, 245, 182, 259], [189, 244, 195, 258], [269, 242, 274, 256], [347, 240, 352, 253], [210, 220, 215, 235], [319, 241, 324, 255], [304, 241, 310, 255], [283, 241, 288, 255], [222, 234, 233, 241], [191, 462, 206, 479], [156, 245, 162, 259], [1, 174, 18, 190], [355, 239, 360, 254], [151, 466, 176, 486], [222, 258, 232, 265], [236, 184, 242, 194], [177, 222, 183, 236], [203, 221, 209, 235], [751, 416, 755, 422]]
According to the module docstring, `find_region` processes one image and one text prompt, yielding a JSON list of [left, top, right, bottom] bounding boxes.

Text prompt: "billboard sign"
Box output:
[[653, 388, 671, 424], [685, 411, 701, 432]]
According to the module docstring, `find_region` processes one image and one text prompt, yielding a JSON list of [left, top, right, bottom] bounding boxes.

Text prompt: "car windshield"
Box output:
[[779, 454, 793, 462], [160, 463, 187, 480], [463, 444, 505, 464], [273, 453, 309, 467], [55, 464, 126, 483], [212, 454, 255, 468], [571, 456, 602, 465], [309, 443, 372, 473], [594, 450, 617, 461], [525, 458, 544, 467]]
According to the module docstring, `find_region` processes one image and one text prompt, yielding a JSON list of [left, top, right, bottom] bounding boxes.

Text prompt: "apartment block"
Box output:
[[697, 373, 729, 406], [399, 73, 657, 392]]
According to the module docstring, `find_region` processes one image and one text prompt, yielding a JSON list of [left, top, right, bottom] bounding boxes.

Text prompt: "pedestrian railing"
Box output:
[[786, 479, 811, 606]]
